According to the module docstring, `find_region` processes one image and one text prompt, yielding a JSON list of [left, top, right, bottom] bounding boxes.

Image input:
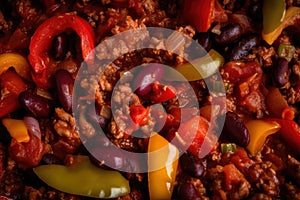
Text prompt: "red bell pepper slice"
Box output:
[[149, 82, 176, 103], [267, 118, 300, 155], [176, 115, 218, 157], [129, 104, 150, 126], [182, 0, 227, 32], [0, 68, 26, 117], [28, 13, 95, 88]]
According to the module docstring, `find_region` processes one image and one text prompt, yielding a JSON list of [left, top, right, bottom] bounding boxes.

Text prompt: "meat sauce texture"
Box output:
[[0, 0, 300, 199]]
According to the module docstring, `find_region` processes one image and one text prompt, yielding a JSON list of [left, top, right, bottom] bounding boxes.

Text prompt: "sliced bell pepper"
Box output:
[[176, 115, 218, 158], [166, 49, 224, 81], [129, 104, 150, 126], [0, 68, 27, 117], [245, 119, 281, 156], [34, 156, 130, 198], [265, 87, 295, 120], [28, 13, 95, 88], [148, 132, 179, 200], [262, 6, 300, 45], [262, 0, 286, 34], [266, 118, 300, 156], [277, 44, 296, 62], [0, 53, 31, 80], [2, 118, 30, 143], [182, 0, 227, 32], [149, 82, 176, 103]]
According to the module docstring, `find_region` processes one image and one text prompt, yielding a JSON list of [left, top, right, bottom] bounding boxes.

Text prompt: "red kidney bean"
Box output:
[[180, 153, 204, 177], [86, 105, 108, 129], [133, 63, 164, 96], [19, 91, 52, 118], [215, 23, 243, 45], [177, 183, 198, 200], [195, 32, 212, 51], [273, 57, 290, 87], [55, 69, 74, 113], [229, 34, 261, 61], [52, 34, 68, 60], [222, 111, 250, 147], [246, 0, 263, 21], [292, 32, 300, 47], [90, 146, 126, 170], [0, 121, 12, 145], [41, 153, 63, 165]]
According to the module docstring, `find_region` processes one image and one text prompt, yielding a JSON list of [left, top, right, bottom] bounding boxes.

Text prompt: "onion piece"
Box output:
[[23, 116, 41, 139]]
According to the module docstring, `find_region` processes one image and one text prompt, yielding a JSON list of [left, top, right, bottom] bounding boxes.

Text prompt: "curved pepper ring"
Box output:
[[28, 13, 95, 88]]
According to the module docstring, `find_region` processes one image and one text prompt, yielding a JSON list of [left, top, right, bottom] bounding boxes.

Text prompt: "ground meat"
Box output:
[[253, 46, 276, 67], [52, 108, 81, 159], [53, 108, 78, 139], [0, 170, 24, 199], [246, 162, 280, 197], [286, 156, 300, 186]]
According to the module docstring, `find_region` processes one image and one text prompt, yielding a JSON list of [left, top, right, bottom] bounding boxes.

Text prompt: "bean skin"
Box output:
[[195, 32, 212, 51], [177, 183, 198, 200], [222, 111, 250, 147], [247, 1, 263, 21], [41, 153, 63, 165], [215, 23, 243, 45], [292, 32, 300, 47], [52, 34, 68, 60], [55, 69, 74, 113], [180, 153, 204, 178], [133, 63, 165, 96], [273, 57, 290, 87], [19, 91, 52, 118], [229, 34, 261, 61]]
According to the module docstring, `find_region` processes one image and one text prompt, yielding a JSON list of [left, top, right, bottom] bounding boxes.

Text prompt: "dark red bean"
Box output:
[[41, 153, 63, 165], [133, 63, 164, 96], [0, 121, 12, 146], [229, 34, 261, 61], [90, 147, 125, 170], [180, 153, 204, 177], [273, 57, 290, 87], [292, 32, 300, 47], [55, 69, 74, 113], [19, 91, 52, 118], [52, 34, 68, 60], [215, 23, 243, 45], [87, 105, 108, 129], [195, 32, 212, 51], [222, 111, 250, 147], [247, 1, 263, 21], [177, 183, 198, 200]]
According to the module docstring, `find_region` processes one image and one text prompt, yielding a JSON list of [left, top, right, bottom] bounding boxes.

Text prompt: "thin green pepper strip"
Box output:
[[263, 0, 286, 34], [165, 49, 224, 81], [33, 156, 130, 198], [262, 6, 300, 45]]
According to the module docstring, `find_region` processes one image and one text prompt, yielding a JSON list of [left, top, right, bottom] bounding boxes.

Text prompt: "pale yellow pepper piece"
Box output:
[[2, 118, 30, 143], [148, 132, 179, 200], [245, 120, 281, 156], [166, 49, 224, 81], [0, 53, 31, 80], [262, 6, 300, 45]]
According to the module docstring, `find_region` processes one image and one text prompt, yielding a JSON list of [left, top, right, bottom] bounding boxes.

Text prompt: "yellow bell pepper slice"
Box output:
[[245, 120, 281, 156], [0, 53, 31, 80], [2, 118, 30, 143], [166, 49, 224, 81], [148, 132, 179, 200], [262, 6, 300, 45], [34, 156, 130, 198]]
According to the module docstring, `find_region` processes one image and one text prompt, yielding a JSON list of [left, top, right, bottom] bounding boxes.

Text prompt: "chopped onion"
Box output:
[[23, 116, 41, 139]]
